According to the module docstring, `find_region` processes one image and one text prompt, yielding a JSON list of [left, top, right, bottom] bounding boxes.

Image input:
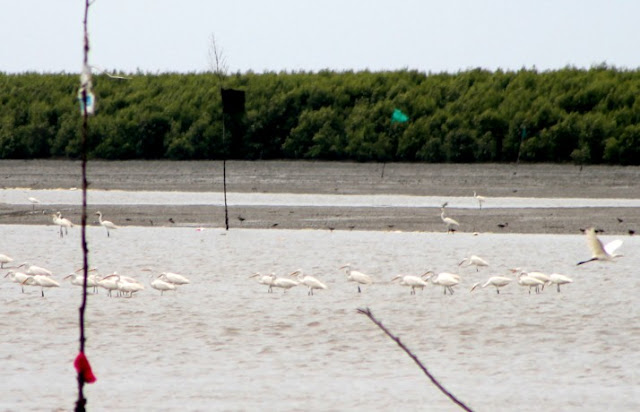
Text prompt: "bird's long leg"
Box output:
[[557, 284, 561, 293], [357, 285, 361, 293], [496, 288, 500, 294], [41, 288, 44, 297]]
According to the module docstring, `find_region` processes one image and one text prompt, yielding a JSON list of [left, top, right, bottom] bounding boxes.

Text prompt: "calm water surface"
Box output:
[[3, 188, 640, 209], [1, 225, 639, 411]]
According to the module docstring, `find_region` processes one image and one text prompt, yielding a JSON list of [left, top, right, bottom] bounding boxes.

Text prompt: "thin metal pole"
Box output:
[[222, 118, 229, 230], [75, 1, 91, 411]]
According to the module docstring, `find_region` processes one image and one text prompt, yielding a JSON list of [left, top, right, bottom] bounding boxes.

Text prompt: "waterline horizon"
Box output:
[[2, 188, 640, 209]]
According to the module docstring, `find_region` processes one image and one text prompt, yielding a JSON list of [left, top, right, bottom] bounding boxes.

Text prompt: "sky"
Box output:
[[2, 0, 639, 74]]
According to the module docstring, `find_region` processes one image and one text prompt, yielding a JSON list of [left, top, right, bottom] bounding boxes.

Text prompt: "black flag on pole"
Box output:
[[220, 88, 246, 158]]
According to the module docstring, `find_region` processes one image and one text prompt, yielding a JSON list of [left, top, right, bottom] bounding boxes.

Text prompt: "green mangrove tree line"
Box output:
[[1, 66, 639, 164]]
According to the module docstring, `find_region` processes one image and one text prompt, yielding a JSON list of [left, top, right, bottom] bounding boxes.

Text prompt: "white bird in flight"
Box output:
[[440, 208, 460, 233], [459, 255, 489, 271], [340, 264, 373, 293], [470, 276, 511, 294], [96, 211, 118, 237], [391, 274, 429, 294], [290, 269, 327, 296], [577, 227, 623, 265]]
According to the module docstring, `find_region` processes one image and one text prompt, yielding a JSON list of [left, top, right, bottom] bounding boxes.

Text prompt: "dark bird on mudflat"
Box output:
[[617, 217, 624, 223], [238, 215, 245, 222], [168, 218, 175, 224]]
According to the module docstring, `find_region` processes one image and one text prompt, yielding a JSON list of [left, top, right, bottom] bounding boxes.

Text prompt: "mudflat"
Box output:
[[1, 160, 638, 234]]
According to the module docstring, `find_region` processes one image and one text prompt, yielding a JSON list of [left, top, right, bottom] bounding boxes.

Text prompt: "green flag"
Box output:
[[391, 108, 409, 123]]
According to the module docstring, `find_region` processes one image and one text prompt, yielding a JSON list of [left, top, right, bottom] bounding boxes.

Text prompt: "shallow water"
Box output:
[[4, 188, 640, 209], [1, 225, 639, 411]]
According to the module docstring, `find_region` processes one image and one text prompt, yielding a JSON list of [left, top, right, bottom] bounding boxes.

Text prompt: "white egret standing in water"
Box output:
[[159, 272, 190, 285], [459, 255, 489, 271], [470, 276, 511, 294], [290, 269, 327, 296], [271, 275, 299, 293], [425, 271, 460, 295], [0, 253, 14, 268], [473, 191, 486, 209], [440, 207, 460, 233], [340, 264, 373, 293], [18, 262, 53, 277], [5, 271, 31, 293], [517, 273, 545, 294], [22, 275, 60, 297], [391, 274, 429, 294], [96, 211, 118, 237], [250, 272, 276, 293], [28, 197, 40, 211], [546, 274, 573, 292], [150, 275, 177, 295], [52, 212, 74, 238]]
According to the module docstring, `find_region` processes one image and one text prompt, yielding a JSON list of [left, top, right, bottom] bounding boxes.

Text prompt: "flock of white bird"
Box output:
[[248, 227, 623, 297], [5, 195, 625, 299], [1, 253, 190, 297], [49, 208, 118, 238]]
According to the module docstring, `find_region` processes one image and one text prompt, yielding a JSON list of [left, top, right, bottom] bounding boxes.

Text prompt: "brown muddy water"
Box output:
[[1, 224, 638, 411]]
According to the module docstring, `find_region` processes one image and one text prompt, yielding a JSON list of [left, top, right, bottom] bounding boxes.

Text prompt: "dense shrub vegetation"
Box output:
[[1, 66, 639, 164]]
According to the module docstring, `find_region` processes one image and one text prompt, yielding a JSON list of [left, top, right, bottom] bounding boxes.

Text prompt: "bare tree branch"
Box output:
[[357, 307, 474, 412], [208, 33, 228, 82]]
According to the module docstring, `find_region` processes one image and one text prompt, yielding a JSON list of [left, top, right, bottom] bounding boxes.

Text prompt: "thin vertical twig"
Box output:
[[209, 34, 230, 230], [76, 1, 91, 411], [357, 307, 474, 412]]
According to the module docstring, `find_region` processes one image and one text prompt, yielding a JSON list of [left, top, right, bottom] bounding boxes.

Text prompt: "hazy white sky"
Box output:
[[1, 0, 638, 74]]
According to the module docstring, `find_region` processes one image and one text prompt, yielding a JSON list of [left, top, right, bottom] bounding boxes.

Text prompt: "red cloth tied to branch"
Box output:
[[74, 352, 97, 383]]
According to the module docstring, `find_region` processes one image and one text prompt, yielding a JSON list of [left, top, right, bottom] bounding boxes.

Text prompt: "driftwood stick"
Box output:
[[357, 307, 473, 412]]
